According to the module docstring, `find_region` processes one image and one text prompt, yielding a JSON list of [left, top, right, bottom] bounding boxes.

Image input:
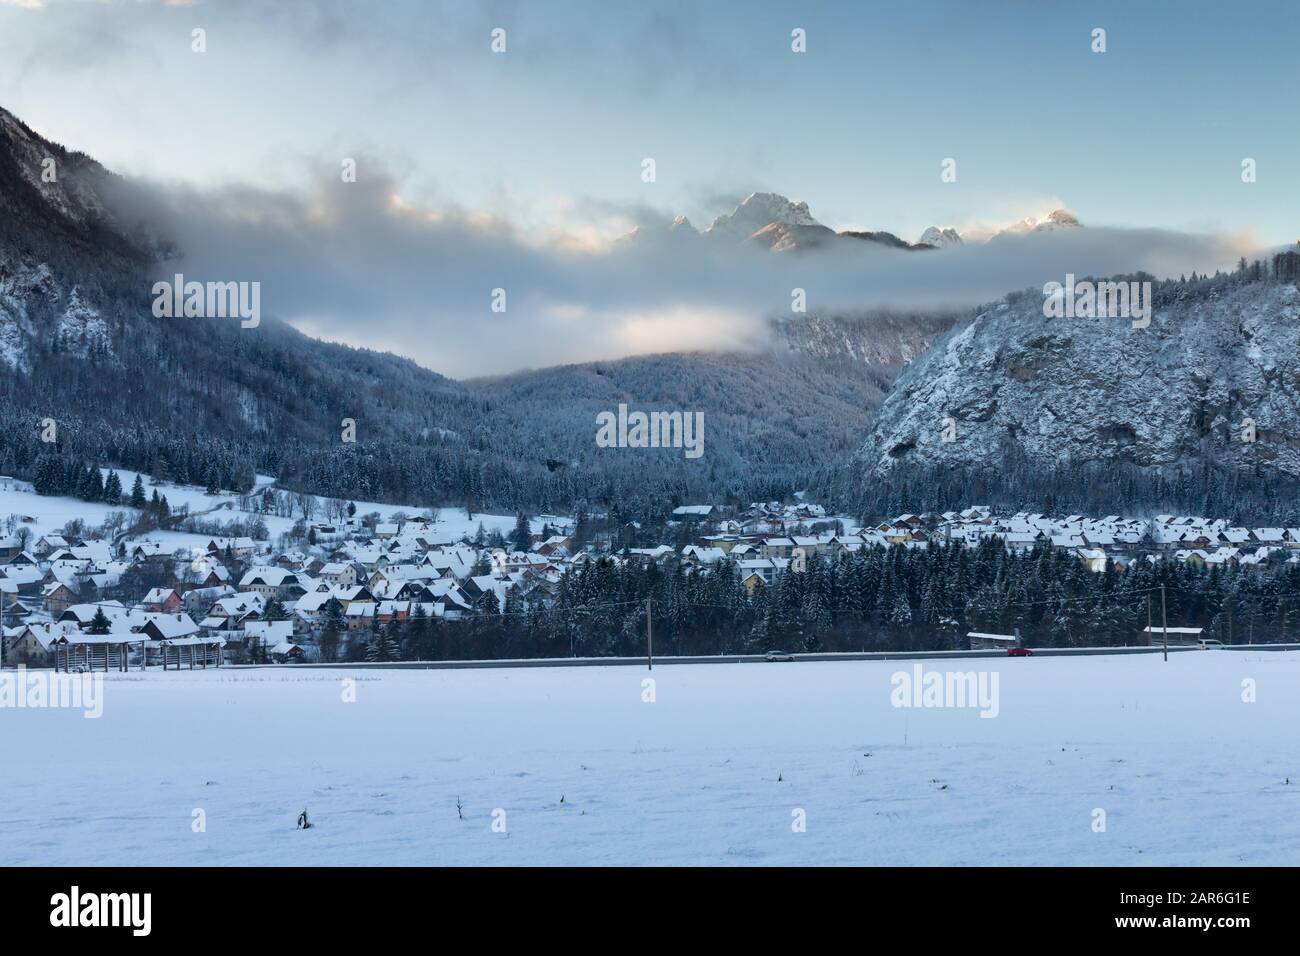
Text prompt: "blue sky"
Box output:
[[1, 0, 1294, 244], [0, 0, 1292, 376]]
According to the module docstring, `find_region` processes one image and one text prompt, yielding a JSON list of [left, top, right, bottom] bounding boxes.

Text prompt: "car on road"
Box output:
[[1197, 639, 1225, 650], [764, 650, 795, 662], [1006, 647, 1034, 657]]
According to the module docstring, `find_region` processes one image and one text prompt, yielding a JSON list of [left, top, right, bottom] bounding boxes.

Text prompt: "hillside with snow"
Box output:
[[858, 274, 1300, 477]]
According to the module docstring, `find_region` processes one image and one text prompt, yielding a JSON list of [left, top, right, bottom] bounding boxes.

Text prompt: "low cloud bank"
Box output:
[[106, 165, 1262, 378]]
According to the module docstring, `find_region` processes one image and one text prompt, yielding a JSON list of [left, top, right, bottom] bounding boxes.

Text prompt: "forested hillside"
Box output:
[[0, 105, 943, 515]]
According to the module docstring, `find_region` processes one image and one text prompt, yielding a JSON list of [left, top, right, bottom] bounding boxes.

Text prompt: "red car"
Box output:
[[1006, 647, 1034, 657]]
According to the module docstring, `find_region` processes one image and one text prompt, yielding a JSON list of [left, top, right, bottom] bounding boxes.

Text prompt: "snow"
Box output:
[[0, 471, 558, 548], [705, 191, 821, 240], [2, 651, 1296, 865]]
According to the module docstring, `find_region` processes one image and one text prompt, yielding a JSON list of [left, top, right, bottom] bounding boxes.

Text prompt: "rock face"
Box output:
[[773, 309, 959, 369], [858, 278, 1300, 476]]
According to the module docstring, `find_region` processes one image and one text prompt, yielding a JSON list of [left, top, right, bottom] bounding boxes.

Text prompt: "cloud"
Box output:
[[103, 161, 1266, 379]]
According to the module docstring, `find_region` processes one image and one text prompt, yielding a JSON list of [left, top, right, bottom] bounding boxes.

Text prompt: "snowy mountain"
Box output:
[[633, 192, 1084, 254], [918, 226, 963, 248], [990, 208, 1082, 240], [696, 191, 935, 252], [0, 105, 952, 512], [704, 191, 823, 239], [857, 274, 1300, 477]]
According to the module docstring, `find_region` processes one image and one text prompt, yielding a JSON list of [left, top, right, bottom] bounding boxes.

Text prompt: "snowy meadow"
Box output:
[[1, 652, 1296, 866]]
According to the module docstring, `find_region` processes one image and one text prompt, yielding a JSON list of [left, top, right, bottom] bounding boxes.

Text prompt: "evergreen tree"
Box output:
[[510, 513, 533, 553], [103, 470, 122, 504], [319, 598, 344, 663], [367, 621, 398, 662]]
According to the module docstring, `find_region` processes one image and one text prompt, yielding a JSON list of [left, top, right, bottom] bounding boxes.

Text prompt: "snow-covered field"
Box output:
[[2, 652, 1296, 866], [0, 469, 556, 550]]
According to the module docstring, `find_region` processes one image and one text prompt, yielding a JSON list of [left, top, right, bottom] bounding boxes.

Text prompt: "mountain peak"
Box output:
[[919, 226, 963, 248], [705, 191, 821, 239], [991, 207, 1083, 240], [1036, 208, 1081, 231]]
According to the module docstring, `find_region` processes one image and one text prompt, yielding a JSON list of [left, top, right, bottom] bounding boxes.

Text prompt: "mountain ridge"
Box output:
[[0, 105, 953, 513]]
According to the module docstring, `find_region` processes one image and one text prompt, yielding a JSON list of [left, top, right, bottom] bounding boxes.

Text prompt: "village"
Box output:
[[2, 470, 1298, 669]]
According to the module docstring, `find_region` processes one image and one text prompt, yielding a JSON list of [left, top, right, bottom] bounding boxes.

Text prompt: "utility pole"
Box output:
[[1160, 584, 1168, 663], [1146, 593, 1152, 649], [646, 596, 653, 671]]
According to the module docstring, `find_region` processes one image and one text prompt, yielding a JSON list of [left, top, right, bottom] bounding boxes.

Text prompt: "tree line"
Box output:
[[321, 541, 1300, 662]]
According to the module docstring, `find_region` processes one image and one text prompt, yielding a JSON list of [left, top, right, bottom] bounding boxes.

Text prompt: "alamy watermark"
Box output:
[[890, 664, 999, 718], [152, 273, 260, 328], [0, 666, 103, 719], [1043, 273, 1151, 329], [50, 886, 150, 936], [595, 404, 704, 459]]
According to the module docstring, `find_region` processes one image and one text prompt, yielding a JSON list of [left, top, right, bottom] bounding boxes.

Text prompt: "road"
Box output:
[[229, 642, 1300, 671]]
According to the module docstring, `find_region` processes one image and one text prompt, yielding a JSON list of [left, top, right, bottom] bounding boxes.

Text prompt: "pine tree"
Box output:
[[367, 623, 397, 662], [510, 512, 533, 553], [130, 473, 147, 508], [104, 470, 122, 505], [319, 598, 344, 663]]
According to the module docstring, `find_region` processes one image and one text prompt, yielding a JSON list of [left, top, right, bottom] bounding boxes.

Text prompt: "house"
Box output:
[[319, 562, 356, 589], [536, 536, 572, 557], [671, 505, 714, 522], [184, 585, 235, 616], [761, 538, 794, 559], [6, 621, 80, 665], [201, 593, 265, 631], [143, 587, 183, 614], [32, 534, 69, 558], [130, 541, 170, 562], [244, 620, 294, 654], [140, 613, 201, 642], [191, 564, 231, 589], [41, 580, 78, 614], [238, 567, 307, 600], [0, 534, 24, 564], [59, 601, 133, 629], [737, 558, 783, 587], [207, 536, 256, 559], [344, 602, 376, 631], [269, 641, 306, 663], [332, 585, 375, 610], [625, 546, 675, 564], [680, 546, 726, 567]]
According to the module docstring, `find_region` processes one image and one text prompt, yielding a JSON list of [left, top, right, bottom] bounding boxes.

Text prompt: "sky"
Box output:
[[0, 0, 1295, 375]]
